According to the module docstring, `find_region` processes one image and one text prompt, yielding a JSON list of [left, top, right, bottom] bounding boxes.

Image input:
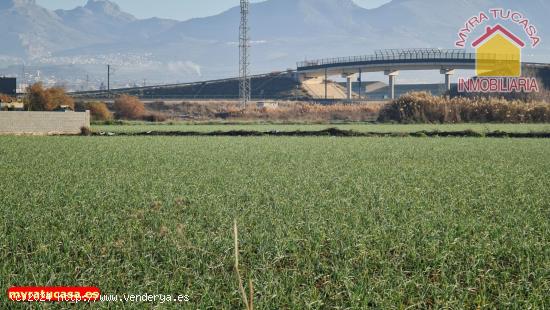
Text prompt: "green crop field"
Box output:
[[1, 135, 549, 308]]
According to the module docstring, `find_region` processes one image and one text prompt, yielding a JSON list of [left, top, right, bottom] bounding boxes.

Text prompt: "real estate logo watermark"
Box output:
[[454, 9, 541, 93]]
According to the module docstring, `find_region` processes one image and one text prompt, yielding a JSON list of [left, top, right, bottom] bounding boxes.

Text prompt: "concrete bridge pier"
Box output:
[[441, 69, 455, 92], [357, 70, 363, 99], [384, 70, 399, 99], [342, 73, 357, 100]]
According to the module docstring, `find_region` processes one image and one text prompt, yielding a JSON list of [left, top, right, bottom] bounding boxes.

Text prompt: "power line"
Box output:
[[239, 0, 251, 107]]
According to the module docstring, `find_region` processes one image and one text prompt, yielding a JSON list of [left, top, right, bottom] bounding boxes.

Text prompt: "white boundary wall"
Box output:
[[0, 111, 90, 135]]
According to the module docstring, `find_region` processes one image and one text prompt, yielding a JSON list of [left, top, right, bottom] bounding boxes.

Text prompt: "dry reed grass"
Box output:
[[145, 93, 550, 124], [234, 220, 253, 310], [151, 100, 383, 122], [379, 92, 550, 123]]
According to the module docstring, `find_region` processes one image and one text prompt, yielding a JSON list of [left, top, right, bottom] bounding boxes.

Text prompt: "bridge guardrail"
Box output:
[[70, 71, 297, 97], [297, 49, 476, 69], [297, 49, 500, 69], [296, 48, 537, 70]]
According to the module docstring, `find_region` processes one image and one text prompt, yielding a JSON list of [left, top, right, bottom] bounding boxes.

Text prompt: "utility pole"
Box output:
[[324, 68, 328, 100], [21, 64, 25, 90], [239, 0, 251, 107], [358, 69, 362, 100], [107, 64, 111, 96]]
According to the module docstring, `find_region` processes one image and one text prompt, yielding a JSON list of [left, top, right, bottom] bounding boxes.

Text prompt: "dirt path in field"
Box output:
[[92, 128, 550, 138]]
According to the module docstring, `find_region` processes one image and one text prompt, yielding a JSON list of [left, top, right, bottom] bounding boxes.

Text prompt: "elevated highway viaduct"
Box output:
[[71, 48, 549, 101], [297, 48, 549, 100]]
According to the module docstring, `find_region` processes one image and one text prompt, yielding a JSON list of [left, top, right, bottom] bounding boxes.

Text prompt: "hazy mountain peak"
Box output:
[[264, 0, 361, 12], [54, 0, 136, 39], [81, 0, 135, 20], [0, 0, 35, 9], [301, 0, 359, 7], [85, 0, 122, 14], [15, 0, 35, 4], [0, 0, 548, 82], [8, 0, 35, 4]]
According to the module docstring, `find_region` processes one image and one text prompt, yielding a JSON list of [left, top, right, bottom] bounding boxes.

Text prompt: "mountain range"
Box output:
[[0, 0, 548, 87]]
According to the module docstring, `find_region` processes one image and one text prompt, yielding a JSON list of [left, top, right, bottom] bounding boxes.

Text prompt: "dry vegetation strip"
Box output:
[[379, 92, 550, 123], [129, 92, 550, 124], [74, 91, 550, 124], [145, 100, 383, 122]]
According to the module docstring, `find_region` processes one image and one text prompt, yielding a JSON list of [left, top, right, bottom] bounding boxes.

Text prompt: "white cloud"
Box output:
[[166, 61, 202, 76]]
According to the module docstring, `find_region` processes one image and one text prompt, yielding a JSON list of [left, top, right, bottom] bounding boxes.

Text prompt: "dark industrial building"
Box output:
[[0, 77, 16, 96]]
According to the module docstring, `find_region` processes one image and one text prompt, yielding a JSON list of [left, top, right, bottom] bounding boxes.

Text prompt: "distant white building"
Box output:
[[0, 101, 24, 111], [17, 83, 29, 94]]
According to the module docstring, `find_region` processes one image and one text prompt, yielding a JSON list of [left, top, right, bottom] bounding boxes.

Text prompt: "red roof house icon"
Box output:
[[472, 24, 525, 48]]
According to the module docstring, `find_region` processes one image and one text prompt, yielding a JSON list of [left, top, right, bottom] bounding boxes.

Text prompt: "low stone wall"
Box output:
[[0, 111, 90, 135]]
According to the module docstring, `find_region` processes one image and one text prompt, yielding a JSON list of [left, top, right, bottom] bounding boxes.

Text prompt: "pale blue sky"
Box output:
[[36, 0, 391, 21]]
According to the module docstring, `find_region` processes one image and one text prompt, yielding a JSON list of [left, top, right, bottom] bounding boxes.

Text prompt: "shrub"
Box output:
[[25, 83, 74, 111], [87, 101, 113, 121], [113, 95, 146, 120], [142, 112, 169, 122], [45, 87, 75, 110], [96, 119, 125, 125], [25, 83, 48, 111], [80, 126, 92, 136], [0, 93, 14, 103]]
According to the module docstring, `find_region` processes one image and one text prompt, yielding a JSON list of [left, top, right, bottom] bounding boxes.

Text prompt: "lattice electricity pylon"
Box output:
[[239, 0, 251, 107]]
